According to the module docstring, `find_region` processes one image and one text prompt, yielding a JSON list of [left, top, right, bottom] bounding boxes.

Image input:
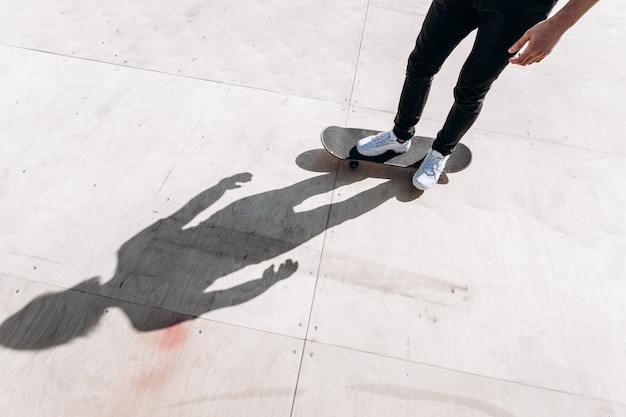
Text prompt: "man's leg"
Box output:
[[357, 0, 480, 157], [412, 0, 557, 190], [393, 0, 480, 141], [431, 0, 558, 155]]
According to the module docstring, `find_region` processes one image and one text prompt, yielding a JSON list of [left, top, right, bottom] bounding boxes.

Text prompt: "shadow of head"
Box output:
[[0, 258, 300, 351], [0, 277, 105, 350]]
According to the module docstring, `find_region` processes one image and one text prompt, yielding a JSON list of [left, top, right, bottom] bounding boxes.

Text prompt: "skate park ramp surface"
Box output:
[[0, 1, 624, 416]]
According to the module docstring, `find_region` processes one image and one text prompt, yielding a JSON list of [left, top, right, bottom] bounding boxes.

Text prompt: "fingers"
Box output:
[[509, 49, 544, 66], [232, 172, 253, 183], [508, 32, 533, 66], [509, 43, 549, 66], [508, 20, 561, 66], [222, 172, 253, 189], [508, 33, 540, 66], [508, 33, 529, 55]]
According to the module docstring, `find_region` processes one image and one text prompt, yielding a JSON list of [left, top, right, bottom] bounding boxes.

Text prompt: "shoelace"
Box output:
[[372, 132, 392, 146], [423, 153, 444, 175]]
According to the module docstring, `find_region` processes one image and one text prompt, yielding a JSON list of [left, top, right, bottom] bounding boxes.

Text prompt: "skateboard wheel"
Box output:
[[349, 161, 359, 169]]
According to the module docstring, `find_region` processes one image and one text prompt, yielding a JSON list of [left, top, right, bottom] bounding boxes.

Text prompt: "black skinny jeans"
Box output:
[[393, 0, 557, 155]]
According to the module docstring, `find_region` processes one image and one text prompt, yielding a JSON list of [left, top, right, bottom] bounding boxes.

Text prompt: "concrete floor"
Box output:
[[1, 1, 624, 416]]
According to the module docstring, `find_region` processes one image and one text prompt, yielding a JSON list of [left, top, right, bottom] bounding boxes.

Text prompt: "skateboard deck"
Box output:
[[321, 126, 471, 173]]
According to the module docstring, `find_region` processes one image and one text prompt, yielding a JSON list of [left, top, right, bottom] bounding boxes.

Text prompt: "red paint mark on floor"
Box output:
[[134, 321, 192, 391], [157, 320, 191, 351], [136, 367, 168, 391]]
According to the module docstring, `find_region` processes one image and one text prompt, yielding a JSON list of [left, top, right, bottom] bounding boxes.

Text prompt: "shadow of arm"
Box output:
[[204, 259, 298, 311], [168, 173, 252, 224]]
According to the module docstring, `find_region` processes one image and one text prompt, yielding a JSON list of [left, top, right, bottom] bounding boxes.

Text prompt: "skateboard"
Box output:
[[321, 126, 471, 172]]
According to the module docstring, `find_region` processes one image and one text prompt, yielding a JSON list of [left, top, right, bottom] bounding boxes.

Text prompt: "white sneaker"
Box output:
[[412, 149, 449, 190], [356, 130, 410, 157]]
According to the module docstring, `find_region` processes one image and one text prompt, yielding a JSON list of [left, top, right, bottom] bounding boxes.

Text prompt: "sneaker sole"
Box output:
[[356, 145, 410, 157]]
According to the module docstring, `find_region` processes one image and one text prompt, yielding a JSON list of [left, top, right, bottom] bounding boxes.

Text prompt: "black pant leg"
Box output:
[[432, 0, 557, 154], [393, 0, 480, 140]]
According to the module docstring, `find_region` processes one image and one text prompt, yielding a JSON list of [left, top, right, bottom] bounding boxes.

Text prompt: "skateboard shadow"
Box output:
[[347, 147, 428, 169], [297, 149, 424, 202], [347, 147, 414, 164], [0, 171, 398, 350]]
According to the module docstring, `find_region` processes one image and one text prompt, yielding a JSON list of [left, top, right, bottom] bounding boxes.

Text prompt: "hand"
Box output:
[[220, 172, 252, 190], [261, 259, 299, 286], [508, 19, 563, 66]]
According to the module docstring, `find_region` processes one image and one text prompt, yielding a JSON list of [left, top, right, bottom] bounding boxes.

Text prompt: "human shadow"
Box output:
[[0, 171, 398, 350]]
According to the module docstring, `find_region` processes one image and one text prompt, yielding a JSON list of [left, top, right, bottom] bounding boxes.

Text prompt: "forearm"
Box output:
[[548, 0, 600, 33]]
